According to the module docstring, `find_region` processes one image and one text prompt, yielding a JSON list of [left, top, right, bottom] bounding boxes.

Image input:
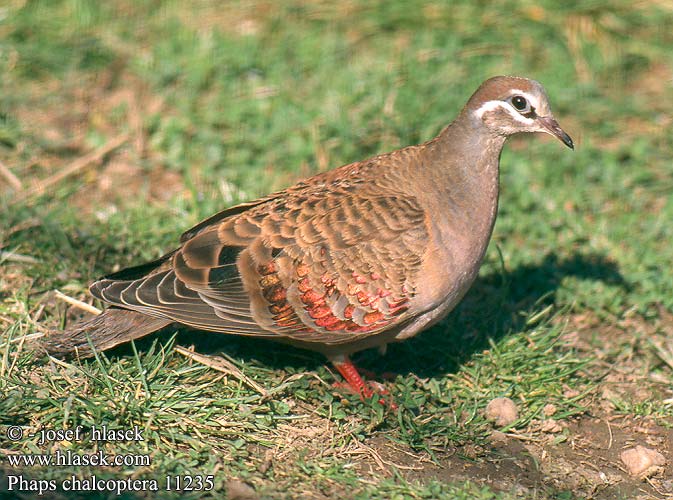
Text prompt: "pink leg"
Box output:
[[332, 356, 374, 398], [330, 356, 395, 408]]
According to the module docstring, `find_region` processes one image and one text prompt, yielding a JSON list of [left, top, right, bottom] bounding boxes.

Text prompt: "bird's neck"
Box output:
[[419, 112, 507, 259], [430, 112, 505, 201]]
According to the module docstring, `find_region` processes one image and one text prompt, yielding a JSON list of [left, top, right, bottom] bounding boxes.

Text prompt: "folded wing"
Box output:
[[91, 171, 430, 346]]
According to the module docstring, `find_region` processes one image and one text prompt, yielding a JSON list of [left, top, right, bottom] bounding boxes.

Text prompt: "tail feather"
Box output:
[[39, 308, 172, 358]]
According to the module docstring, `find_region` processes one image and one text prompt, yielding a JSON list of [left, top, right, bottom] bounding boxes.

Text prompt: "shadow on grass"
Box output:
[[370, 251, 627, 378], [115, 251, 626, 380]]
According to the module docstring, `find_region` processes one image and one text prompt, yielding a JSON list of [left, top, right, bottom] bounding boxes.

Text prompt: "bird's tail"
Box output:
[[38, 308, 172, 358]]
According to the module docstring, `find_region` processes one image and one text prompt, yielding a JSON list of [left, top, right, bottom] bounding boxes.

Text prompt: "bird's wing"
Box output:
[[91, 170, 430, 345]]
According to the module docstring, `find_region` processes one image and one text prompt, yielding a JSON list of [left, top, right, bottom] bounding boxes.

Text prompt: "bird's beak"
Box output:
[[537, 116, 574, 150]]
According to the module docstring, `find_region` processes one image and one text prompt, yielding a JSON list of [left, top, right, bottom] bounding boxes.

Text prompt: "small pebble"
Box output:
[[485, 397, 518, 427], [540, 419, 563, 433], [620, 445, 666, 479], [543, 403, 557, 417]]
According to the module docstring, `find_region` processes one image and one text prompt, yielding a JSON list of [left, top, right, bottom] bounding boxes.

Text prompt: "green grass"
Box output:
[[1, 0, 672, 498]]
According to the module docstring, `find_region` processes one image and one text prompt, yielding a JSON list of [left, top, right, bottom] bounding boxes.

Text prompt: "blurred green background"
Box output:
[[2, 0, 671, 314], [1, 1, 672, 498]]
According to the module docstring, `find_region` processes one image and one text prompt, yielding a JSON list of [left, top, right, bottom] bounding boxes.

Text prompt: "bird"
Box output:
[[41, 76, 573, 400]]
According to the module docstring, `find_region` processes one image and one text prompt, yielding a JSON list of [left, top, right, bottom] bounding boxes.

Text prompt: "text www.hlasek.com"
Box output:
[[7, 449, 150, 467]]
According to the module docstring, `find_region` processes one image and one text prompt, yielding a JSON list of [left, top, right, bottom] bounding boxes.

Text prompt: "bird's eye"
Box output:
[[510, 95, 529, 111]]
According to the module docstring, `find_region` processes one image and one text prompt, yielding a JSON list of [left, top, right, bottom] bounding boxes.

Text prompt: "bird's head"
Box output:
[[466, 76, 574, 149]]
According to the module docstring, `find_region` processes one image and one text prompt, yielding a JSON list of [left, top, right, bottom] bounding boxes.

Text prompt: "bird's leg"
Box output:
[[332, 356, 373, 398], [330, 356, 394, 407]]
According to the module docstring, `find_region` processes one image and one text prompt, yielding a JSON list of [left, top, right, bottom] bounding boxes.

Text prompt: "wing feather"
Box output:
[[90, 156, 430, 346]]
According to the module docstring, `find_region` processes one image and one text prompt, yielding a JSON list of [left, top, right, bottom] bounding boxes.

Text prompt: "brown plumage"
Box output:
[[41, 76, 573, 398]]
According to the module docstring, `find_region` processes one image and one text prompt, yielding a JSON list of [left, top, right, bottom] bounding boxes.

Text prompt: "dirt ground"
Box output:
[[352, 415, 671, 499], [368, 313, 671, 499], [248, 399, 672, 499]]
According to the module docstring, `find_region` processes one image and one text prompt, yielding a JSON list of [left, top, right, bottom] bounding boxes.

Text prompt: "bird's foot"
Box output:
[[331, 357, 397, 409]]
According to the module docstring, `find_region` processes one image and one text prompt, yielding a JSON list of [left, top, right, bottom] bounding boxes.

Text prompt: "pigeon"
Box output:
[[42, 76, 573, 399]]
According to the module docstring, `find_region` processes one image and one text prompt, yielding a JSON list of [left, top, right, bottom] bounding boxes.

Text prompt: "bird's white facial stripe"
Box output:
[[473, 89, 540, 125], [473, 100, 535, 125]]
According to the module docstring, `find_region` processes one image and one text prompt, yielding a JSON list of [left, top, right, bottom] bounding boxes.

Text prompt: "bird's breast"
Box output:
[[407, 157, 501, 326]]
